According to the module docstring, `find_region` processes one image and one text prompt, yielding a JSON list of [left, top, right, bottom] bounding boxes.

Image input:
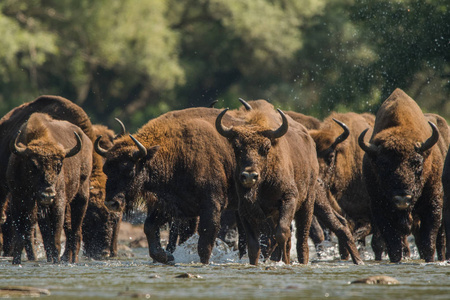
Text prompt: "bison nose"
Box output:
[[240, 171, 259, 188], [39, 187, 56, 206], [393, 195, 412, 210], [105, 199, 123, 212]]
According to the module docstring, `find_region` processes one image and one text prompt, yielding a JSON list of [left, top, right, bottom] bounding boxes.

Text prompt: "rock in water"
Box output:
[[351, 275, 399, 285], [0, 286, 50, 297]]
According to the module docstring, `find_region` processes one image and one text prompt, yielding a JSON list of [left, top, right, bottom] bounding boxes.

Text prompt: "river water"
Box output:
[[0, 235, 449, 299]]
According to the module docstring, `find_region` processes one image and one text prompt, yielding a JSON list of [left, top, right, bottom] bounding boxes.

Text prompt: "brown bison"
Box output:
[[284, 110, 328, 253], [285, 111, 321, 130], [359, 89, 449, 262], [215, 105, 319, 265], [82, 121, 125, 259], [0, 95, 107, 259], [96, 107, 244, 264], [216, 102, 363, 265], [7, 113, 92, 264], [309, 112, 377, 258]]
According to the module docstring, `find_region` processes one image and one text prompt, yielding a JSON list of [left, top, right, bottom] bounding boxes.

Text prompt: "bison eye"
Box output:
[[258, 140, 271, 156], [259, 144, 270, 156], [55, 161, 62, 173], [325, 151, 335, 165], [29, 160, 39, 172], [411, 157, 423, 176]]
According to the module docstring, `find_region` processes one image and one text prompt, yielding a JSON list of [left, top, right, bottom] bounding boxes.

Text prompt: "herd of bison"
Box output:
[[0, 88, 450, 267]]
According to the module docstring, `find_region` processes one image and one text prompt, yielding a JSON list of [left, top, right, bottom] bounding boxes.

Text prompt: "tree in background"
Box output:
[[0, 0, 448, 131]]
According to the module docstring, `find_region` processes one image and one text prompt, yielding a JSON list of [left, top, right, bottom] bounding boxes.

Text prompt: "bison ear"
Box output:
[[147, 145, 160, 159]]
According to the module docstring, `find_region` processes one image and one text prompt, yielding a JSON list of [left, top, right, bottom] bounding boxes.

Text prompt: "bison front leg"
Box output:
[[63, 190, 89, 263], [198, 208, 221, 264], [10, 201, 37, 265], [109, 211, 122, 258], [375, 219, 403, 262], [39, 205, 64, 263], [276, 197, 298, 265], [294, 197, 314, 264], [144, 210, 173, 264], [241, 217, 261, 265], [370, 227, 385, 261], [414, 203, 441, 262]]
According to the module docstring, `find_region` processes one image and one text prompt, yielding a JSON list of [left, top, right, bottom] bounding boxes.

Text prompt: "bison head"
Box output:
[[310, 119, 349, 182], [216, 108, 288, 189], [95, 134, 159, 213], [359, 121, 439, 211], [10, 130, 82, 206]]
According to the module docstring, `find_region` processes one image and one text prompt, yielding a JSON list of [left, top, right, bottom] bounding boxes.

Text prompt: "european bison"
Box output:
[[359, 88, 449, 262], [7, 113, 92, 264], [0, 95, 107, 259], [285, 111, 322, 130], [215, 105, 319, 265], [309, 112, 376, 258], [82, 121, 125, 259], [96, 107, 243, 264]]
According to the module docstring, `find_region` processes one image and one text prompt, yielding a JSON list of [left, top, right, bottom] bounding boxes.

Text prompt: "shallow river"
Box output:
[[0, 236, 449, 299]]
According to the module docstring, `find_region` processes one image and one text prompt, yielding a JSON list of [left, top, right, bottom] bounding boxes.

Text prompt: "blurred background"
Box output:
[[0, 0, 449, 132]]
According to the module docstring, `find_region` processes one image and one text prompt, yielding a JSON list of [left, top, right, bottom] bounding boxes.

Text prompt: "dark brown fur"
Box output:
[[100, 107, 243, 264], [0, 95, 107, 258], [309, 112, 376, 256], [361, 89, 448, 262], [6, 113, 92, 264], [83, 124, 122, 259], [217, 104, 319, 265], [286, 111, 321, 130]]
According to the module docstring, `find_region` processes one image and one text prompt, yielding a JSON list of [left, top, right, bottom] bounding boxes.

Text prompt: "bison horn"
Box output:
[[215, 108, 234, 138], [358, 128, 378, 155], [129, 134, 147, 159], [330, 118, 350, 149], [266, 109, 289, 139], [416, 121, 439, 153], [114, 118, 126, 138], [10, 130, 26, 155], [208, 100, 218, 108], [94, 135, 108, 157], [65, 131, 82, 158], [239, 98, 252, 111]]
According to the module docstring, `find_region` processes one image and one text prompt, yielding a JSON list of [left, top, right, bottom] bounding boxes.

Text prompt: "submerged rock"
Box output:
[[351, 275, 399, 285], [175, 273, 202, 279], [117, 291, 151, 298], [0, 286, 50, 297]]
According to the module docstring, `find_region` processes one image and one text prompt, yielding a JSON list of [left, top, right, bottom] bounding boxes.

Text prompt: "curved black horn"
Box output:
[[266, 109, 288, 139], [239, 98, 252, 111], [358, 128, 378, 155], [208, 100, 218, 108], [330, 118, 350, 149], [215, 108, 234, 138], [114, 118, 126, 137], [129, 134, 147, 159], [65, 131, 82, 158], [94, 135, 108, 157], [417, 121, 439, 153], [10, 130, 26, 155]]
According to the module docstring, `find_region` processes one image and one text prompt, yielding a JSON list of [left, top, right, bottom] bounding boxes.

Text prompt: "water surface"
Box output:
[[0, 236, 449, 299]]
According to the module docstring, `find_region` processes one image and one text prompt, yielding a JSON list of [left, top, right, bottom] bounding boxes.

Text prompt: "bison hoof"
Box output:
[[151, 251, 175, 264]]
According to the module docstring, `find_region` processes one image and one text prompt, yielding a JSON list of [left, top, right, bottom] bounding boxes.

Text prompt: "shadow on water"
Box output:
[[0, 234, 449, 299]]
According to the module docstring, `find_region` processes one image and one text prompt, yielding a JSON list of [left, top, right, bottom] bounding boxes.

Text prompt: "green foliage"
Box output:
[[0, 0, 449, 131]]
